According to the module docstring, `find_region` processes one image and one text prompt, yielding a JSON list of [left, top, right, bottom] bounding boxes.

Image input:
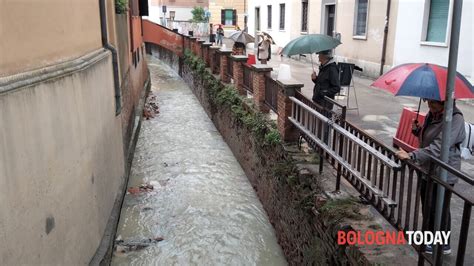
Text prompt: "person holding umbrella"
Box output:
[[311, 50, 341, 113], [372, 63, 474, 255], [216, 25, 224, 46], [257, 32, 273, 64], [396, 98, 465, 255]]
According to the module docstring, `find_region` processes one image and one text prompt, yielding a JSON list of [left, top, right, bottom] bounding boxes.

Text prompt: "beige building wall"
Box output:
[[209, 0, 246, 29], [0, 53, 125, 265], [334, 0, 398, 77], [0, 0, 106, 77]]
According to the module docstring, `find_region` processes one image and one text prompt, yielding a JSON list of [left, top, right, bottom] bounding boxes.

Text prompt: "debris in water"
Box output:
[[143, 93, 159, 119], [114, 237, 164, 255], [127, 183, 154, 195]]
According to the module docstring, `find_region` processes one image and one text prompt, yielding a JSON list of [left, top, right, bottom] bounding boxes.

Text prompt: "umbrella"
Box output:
[[371, 63, 474, 120], [228, 31, 255, 44], [281, 34, 342, 70], [257, 32, 276, 44]]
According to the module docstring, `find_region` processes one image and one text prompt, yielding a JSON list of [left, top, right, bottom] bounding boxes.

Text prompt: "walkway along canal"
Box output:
[[111, 56, 287, 265]]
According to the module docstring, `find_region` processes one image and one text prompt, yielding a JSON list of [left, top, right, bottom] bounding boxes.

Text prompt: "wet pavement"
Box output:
[[111, 56, 286, 265]]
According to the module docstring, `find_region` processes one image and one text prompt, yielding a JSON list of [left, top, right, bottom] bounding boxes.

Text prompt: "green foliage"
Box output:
[[191, 6, 206, 22], [183, 49, 282, 151], [115, 0, 128, 14], [319, 197, 367, 224]]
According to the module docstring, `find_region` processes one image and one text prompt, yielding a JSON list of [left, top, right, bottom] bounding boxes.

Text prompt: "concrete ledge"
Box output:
[[250, 64, 273, 72], [218, 48, 233, 54], [230, 55, 248, 62], [0, 49, 109, 94]]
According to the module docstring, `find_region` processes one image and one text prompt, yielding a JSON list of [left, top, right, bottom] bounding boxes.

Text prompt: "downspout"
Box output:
[[99, 0, 121, 115], [379, 0, 391, 76]]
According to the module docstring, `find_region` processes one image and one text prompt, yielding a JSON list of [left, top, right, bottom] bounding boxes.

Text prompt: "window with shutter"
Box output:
[[279, 4, 285, 30], [232, 10, 237, 25], [425, 0, 450, 42], [353, 0, 368, 36]]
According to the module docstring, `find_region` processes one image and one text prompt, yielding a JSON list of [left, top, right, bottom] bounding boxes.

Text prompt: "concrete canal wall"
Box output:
[[0, 51, 126, 265]]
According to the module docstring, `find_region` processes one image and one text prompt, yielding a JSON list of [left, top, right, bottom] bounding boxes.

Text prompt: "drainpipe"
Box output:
[[99, 0, 121, 114], [379, 0, 391, 76]]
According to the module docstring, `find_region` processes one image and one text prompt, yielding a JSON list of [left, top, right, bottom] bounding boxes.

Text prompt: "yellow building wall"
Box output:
[[209, 0, 246, 29], [0, 0, 104, 76]]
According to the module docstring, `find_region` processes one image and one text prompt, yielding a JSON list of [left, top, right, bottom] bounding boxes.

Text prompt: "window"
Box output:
[[279, 4, 285, 30], [354, 0, 368, 36], [424, 0, 450, 43], [267, 5, 272, 29], [256, 7, 260, 31], [301, 0, 308, 32], [221, 9, 237, 26], [169, 11, 175, 21]]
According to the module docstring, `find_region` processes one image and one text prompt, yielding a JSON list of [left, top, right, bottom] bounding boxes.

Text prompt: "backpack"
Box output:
[[461, 122, 474, 160]]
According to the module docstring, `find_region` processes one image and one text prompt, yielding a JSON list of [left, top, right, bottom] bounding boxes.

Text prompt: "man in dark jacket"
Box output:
[[311, 50, 341, 112]]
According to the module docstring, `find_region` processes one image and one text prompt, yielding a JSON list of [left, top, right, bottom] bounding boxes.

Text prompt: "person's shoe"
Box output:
[[424, 245, 451, 255]]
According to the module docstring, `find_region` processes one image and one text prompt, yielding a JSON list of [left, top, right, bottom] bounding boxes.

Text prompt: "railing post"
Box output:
[[209, 46, 220, 74], [251, 65, 273, 113], [276, 79, 303, 142], [231, 55, 248, 95], [219, 48, 232, 83], [197, 40, 205, 59], [202, 42, 212, 67]]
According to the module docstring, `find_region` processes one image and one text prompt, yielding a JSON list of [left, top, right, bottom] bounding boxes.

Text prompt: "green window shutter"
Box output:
[[232, 9, 237, 25], [426, 0, 450, 42]]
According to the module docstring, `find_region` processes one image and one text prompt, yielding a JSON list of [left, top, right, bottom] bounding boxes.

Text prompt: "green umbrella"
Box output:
[[281, 34, 342, 70]]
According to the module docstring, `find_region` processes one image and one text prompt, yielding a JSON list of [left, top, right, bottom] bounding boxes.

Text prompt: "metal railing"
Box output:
[[264, 75, 279, 112], [242, 63, 254, 93], [290, 93, 473, 265]]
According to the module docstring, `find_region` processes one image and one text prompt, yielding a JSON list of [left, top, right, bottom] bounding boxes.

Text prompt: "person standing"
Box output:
[[216, 25, 224, 46], [311, 50, 340, 112], [396, 99, 465, 255], [257, 35, 271, 64]]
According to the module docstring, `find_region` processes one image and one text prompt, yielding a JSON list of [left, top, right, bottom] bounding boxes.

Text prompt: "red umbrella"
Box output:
[[371, 63, 474, 101]]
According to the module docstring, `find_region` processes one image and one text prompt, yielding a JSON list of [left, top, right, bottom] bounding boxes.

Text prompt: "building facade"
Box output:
[[209, 0, 246, 29], [393, 0, 473, 83], [148, 0, 209, 24], [0, 0, 149, 264], [248, 0, 399, 78]]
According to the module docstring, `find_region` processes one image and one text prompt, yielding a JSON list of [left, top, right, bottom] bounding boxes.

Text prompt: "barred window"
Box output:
[[279, 4, 285, 30], [301, 0, 308, 32], [354, 0, 368, 36]]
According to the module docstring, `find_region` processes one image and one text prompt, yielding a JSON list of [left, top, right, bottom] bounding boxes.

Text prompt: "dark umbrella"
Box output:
[[228, 31, 255, 44]]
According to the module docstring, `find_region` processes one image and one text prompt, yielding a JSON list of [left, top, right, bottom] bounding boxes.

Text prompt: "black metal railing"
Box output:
[[242, 63, 253, 93], [290, 93, 474, 265], [264, 75, 279, 112]]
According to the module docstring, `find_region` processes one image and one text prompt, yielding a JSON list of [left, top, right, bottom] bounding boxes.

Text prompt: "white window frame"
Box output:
[[353, 0, 369, 40], [420, 0, 453, 47]]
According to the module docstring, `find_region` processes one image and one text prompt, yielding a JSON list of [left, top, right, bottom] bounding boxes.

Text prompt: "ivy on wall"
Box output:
[[184, 49, 281, 148]]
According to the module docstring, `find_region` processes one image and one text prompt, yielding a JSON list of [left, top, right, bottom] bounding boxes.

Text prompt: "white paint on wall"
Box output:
[[393, 0, 473, 83]]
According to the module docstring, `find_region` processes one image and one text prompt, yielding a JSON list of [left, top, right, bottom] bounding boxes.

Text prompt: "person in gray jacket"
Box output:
[[396, 98, 465, 254]]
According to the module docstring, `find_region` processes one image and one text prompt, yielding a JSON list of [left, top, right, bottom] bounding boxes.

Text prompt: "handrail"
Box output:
[[290, 96, 400, 169]]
